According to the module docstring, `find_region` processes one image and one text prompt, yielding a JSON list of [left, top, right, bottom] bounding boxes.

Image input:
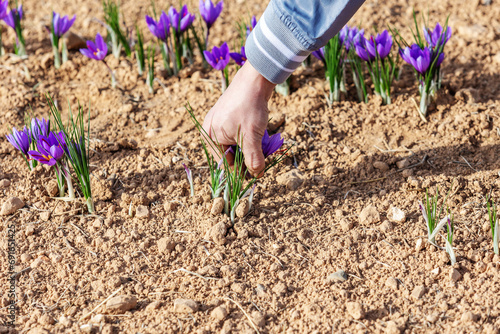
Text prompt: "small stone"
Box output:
[[145, 301, 161, 312], [387, 207, 406, 223], [235, 199, 249, 218], [46, 179, 59, 197], [339, 219, 353, 232], [49, 253, 62, 263], [401, 169, 413, 178], [211, 197, 225, 215], [191, 71, 202, 81], [135, 205, 149, 218], [411, 285, 426, 299], [427, 313, 440, 324], [205, 222, 227, 245], [431, 267, 440, 276], [475, 261, 487, 273], [327, 270, 348, 283], [385, 277, 398, 290], [461, 311, 479, 322], [450, 268, 462, 282], [359, 205, 380, 225], [373, 161, 390, 171], [157, 237, 176, 253], [79, 324, 93, 333], [173, 298, 198, 313], [59, 315, 72, 327], [211, 306, 228, 321], [251, 311, 266, 328], [1, 197, 25, 215], [255, 284, 267, 297], [39, 314, 55, 326], [20, 253, 31, 263], [26, 225, 35, 236], [379, 220, 393, 232], [346, 302, 365, 320], [231, 282, 247, 294], [268, 113, 285, 131], [64, 32, 87, 50], [415, 238, 424, 252], [90, 314, 106, 324], [276, 170, 303, 190], [0, 179, 10, 187], [396, 159, 410, 169], [385, 320, 402, 334], [39, 211, 51, 221], [31, 257, 45, 269], [105, 295, 137, 313]]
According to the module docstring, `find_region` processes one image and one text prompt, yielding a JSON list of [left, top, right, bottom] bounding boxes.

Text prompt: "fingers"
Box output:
[[241, 131, 266, 178]]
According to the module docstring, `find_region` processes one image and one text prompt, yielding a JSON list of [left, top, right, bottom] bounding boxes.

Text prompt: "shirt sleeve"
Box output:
[[245, 0, 366, 84]]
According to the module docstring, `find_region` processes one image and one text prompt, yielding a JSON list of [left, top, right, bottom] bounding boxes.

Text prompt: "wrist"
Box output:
[[238, 61, 276, 102]]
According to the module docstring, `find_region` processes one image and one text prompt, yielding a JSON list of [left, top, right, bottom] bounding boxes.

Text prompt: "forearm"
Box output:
[[246, 0, 366, 84]]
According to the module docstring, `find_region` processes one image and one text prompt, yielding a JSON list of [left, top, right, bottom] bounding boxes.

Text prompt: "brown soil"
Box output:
[[1, 0, 500, 333]]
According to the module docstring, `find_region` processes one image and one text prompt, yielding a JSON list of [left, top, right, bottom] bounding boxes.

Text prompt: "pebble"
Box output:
[[20, 253, 31, 262], [411, 285, 426, 299], [59, 315, 72, 327], [255, 284, 267, 297], [157, 237, 176, 253], [205, 222, 227, 245], [276, 170, 303, 190], [0, 179, 10, 187], [173, 298, 198, 313], [426, 312, 440, 324], [268, 112, 285, 131], [450, 268, 462, 282], [340, 219, 353, 232], [235, 199, 249, 218], [431, 267, 440, 276], [49, 253, 62, 263], [415, 238, 424, 252], [251, 311, 266, 328], [461, 311, 479, 322], [346, 302, 365, 320], [145, 301, 161, 312], [359, 205, 380, 225], [327, 270, 348, 283], [1, 197, 25, 215], [396, 159, 410, 169], [211, 198, 225, 215], [46, 180, 59, 197], [105, 295, 137, 313], [387, 207, 406, 223], [385, 277, 398, 290], [379, 220, 393, 232], [135, 205, 149, 218], [385, 320, 402, 334], [39, 314, 55, 326], [211, 306, 228, 321], [373, 161, 390, 171]]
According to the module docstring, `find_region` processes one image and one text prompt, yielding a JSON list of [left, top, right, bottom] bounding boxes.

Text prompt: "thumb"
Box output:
[[242, 131, 265, 178]]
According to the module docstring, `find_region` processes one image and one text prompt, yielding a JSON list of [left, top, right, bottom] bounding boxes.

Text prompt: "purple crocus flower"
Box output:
[[30, 118, 50, 142], [6, 126, 31, 155], [400, 44, 431, 74], [80, 33, 108, 61], [145, 11, 170, 42], [168, 5, 195, 34], [365, 30, 392, 59], [229, 46, 246, 66], [246, 15, 257, 37], [433, 52, 445, 67], [52, 12, 76, 38], [0, 0, 8, 20], [354, 35, 374, 62], [311, 47, 325, 64], [3, 4, 22, 29], [199, 0, 223, 30], [261, 130, 284, 157], [424, 23, 452, 49], [203, 42, 230, 70], [29, 133, 65, 166], [340, 26, 364, 51]]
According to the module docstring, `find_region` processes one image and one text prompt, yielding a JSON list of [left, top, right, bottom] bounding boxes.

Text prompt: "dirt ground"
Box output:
[[1, 0, 500, 333]]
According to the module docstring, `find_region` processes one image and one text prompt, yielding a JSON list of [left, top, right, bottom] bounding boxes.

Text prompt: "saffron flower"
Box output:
[[168, 5, 195, 34], [204, 42, 230, 91], [399, 44, 431, 74], [0, 0, 8, 20], [30, 118, 50, 141], [246, 16, 257, 37], [2, 4, 21, 29], [354, 35, 373, 62], [229, 46, 246, 66], [80, 33, 108, 61], [367, 30, 392, 59], [424, 23, 452, 49], [52, 12, 76, 38], [340, 26, 363, 51], [145, 11, 170, 42], [6, 126, 31, 155], [261, 130, 284, 158], [199, 0, 223, 30], [311, 47, 325, 64], [29, 133, 65, 166]]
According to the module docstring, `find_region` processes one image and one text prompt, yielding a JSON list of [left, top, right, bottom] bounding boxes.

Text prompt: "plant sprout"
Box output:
[[146, 44, 154, 94], [487, 198, 499, 255], [3, 3, 25, 56], [0, 0, 9, 56], [324, 33, 346, 104], [103, 0, 131, 58], [135, 26, 145, 76], [182, 163, 194, 197], [50, 12, 76, 69], [47, 96, 95, 213], [445, 215, 456, 265], [168, 4, 195, 71], [6, 126, 32, 169], [340, 25, 368, 103], [419, 186, 451, 244], [80, 33, 117, 88]]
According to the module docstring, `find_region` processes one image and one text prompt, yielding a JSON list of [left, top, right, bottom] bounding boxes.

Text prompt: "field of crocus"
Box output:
[[1, 0, 500, 333]]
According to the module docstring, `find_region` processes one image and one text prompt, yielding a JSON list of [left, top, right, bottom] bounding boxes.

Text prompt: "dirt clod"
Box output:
[[205, 222, 227, 245], [46, 180, 59, 197], [346, 302, 365, 320], [327, 270, 348, 283], [173, 298, 198, 313], [157, 237, 176, 253], [387, 207, 406, 223], [135, 205, 149, 218], [276, 170, 303, 190], [1, 196, 24, 215], [450, 268, 462, 282], [211, 306, 228, 321], [105, 295, 137, 313], [235, 199, 249, 218], [385, 277, 398, 290], [359, 205, 380, 225], [411, 285, 426, 299], [211, 197, 224, 215], [0, 179, 11, 187], [373, 161, 389, 171]]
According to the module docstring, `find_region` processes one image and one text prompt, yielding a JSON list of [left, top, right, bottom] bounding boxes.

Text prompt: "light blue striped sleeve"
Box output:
[[245, 0, 366, 84]]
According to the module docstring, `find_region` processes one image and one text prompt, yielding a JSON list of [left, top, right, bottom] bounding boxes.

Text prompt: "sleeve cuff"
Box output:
[[245, 6, 310, 84]]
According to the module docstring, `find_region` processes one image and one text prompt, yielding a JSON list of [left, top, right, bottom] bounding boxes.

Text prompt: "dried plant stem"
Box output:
[[79, 286, 124, 321], [224, 297, 260, 334]]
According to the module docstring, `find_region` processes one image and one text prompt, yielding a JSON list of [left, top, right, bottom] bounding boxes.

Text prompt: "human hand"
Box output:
[[202, 61, 276, 177]]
